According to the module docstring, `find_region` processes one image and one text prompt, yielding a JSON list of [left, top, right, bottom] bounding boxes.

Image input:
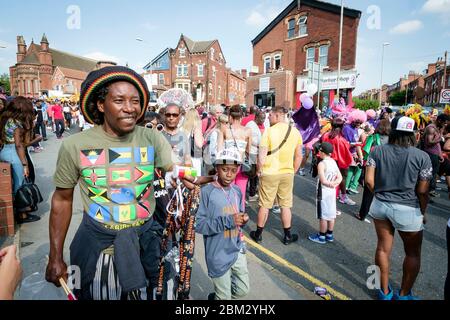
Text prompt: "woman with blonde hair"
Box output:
[[182, 108, 204, 175]]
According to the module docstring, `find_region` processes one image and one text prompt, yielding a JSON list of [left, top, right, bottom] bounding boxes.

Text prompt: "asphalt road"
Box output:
[[242, 169, 449, 300]]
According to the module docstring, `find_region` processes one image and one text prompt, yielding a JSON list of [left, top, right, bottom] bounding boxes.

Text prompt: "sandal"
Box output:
[[16, 213, 41, 224]]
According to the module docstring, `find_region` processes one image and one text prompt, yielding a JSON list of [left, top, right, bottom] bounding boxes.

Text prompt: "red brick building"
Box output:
[[246, 0, 361, 109], [144, 34, 246, 106], [423, 59, 450, 106], [9, 34, 116, 98]]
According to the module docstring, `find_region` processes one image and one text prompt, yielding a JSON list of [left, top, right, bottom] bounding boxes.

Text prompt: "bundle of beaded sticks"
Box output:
[[156, 185, 201, 300], [176, 186, 200, 300]]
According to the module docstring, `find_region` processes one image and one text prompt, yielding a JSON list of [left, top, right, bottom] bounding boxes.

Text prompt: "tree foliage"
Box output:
[[0, 73, 10, 95], [353, 98, 379, 111]]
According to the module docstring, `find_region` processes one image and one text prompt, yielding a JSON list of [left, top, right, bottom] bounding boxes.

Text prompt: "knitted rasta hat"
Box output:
[[80, 66, 149, 124]]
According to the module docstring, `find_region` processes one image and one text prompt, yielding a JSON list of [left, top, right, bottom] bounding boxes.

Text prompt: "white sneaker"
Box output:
[[248, 195, 259, 202], [339, 195, 356, 206], [272, 206, 281, 214], [298, 169, 306, 176]]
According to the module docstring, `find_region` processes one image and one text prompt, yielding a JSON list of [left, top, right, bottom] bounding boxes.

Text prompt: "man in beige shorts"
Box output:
[[250, 106, 303, 245]]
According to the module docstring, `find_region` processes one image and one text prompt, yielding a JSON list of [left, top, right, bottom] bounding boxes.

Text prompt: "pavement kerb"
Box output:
[[13, 225, 21, 299], [245, 249, 321, 300]]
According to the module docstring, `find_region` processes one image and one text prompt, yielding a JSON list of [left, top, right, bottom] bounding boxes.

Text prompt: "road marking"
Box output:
[[244, 235, 352, 300]]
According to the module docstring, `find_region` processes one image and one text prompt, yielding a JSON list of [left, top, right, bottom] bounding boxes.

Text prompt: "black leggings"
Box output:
[[445, 226, 450, 301], [358, 184, 374, 220]]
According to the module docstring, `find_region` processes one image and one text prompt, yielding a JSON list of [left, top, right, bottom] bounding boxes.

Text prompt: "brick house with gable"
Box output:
[[9, 34, 116, 98], [246, 0, 361, 109], [144, 34, 246, 106]]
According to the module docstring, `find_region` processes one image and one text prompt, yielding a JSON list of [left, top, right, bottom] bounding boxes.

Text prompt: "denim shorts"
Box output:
[[369, 197, 424, 232]]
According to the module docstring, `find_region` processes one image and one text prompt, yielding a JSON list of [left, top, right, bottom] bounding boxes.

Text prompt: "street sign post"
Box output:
[[308, 62, 323, 108], [440, 88, 450, 104]]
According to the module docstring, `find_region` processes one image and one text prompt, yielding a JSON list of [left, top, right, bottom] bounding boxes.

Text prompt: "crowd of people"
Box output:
[[0, 65, 449, 301]]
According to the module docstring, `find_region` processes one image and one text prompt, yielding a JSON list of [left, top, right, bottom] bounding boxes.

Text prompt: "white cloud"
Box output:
[[245, 4, 283, 27], [83, 51, 120, 63], [389, 20, 424, 35], [422, 0, 450, 13], [422, 0, 450, 24], [141, 22, 158, 31], [246, 11, 267, 27]]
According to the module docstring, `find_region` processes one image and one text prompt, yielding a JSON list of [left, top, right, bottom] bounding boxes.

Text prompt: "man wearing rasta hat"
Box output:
[[45, 66, 174, 300]]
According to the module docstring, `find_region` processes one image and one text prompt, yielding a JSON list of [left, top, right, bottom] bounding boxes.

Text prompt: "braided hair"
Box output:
[[85, 85, 110, 125]]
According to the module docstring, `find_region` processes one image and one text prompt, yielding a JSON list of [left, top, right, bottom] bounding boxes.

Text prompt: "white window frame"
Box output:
[[182, 64, 188, 76], [210, 48, 215, 60], [319, 45, 329, 67], [219, 53, 223, 64], [298, 16, 308, 36], [306, 47, 315, 69], [212, 66, 216, 78], [198, 64, 204, 77], [177, 65, 182, 77], [274, 54, 281, 70], [209, 83, 213, 96], [179, 48, 186, 58], [159, 73, 164, 85], [264, 57, 271, 74], [287, 18, 295, 39], [184, 83, 190, 92]]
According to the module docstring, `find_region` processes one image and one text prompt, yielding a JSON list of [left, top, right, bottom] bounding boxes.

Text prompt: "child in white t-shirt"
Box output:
[[309, 142, 342, 244]]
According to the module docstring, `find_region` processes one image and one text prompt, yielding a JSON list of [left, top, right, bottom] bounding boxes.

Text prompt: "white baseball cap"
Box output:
[[392, 116, 415, 133], [214, 148, 242, 166]]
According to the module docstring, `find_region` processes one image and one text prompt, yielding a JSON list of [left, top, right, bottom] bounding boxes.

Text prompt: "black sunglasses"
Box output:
[[145, 123, 164, 131], [165, 113, 180, 118]]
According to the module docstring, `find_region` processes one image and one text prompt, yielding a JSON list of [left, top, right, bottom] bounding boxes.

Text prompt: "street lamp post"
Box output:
[[136, 38, 153, 91], [379, 42, 390, 109], [336, 0, 344, 103]]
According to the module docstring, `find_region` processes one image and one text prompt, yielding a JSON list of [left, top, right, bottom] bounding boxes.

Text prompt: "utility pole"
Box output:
[[379, 43, 390, 108], [405, 75, 409, 106], [443, 50, 448, 89], [336, 0, 344, 103]]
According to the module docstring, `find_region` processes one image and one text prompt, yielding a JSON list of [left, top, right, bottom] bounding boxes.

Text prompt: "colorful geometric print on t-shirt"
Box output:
[[79, 146, 156, 227]]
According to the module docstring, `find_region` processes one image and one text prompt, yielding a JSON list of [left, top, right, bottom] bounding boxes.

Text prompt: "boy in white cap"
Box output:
[[196, 148, 250, 300]]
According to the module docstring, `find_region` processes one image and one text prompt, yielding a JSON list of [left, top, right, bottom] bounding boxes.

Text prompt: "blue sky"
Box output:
[[0, 0, 449, 94]]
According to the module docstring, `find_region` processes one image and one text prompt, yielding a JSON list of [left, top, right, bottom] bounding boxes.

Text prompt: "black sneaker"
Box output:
[[283, 234, 299, 245], [207, 292, 216, 300], [249, 231, 262, 243], [17, 214, 41, 224]]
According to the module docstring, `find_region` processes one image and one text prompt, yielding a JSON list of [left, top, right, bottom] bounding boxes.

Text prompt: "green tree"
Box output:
[[388, 90, 406, 106], [353, 98, 379, 111], [0, 73, 10, 95]]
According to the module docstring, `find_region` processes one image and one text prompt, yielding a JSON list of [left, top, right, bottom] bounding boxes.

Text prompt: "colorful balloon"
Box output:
[[302, 97, 314, 109], [300, 93, 309, 104]]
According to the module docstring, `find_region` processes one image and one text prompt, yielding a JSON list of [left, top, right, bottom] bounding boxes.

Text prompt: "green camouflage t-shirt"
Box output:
[[53, 125, 173, 230]]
